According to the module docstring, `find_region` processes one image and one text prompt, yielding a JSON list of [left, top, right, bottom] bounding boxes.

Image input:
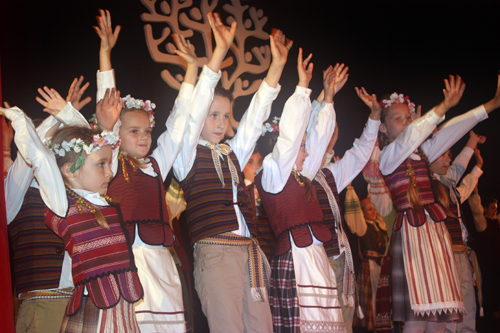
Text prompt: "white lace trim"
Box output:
[[300, 320, 347, 333]]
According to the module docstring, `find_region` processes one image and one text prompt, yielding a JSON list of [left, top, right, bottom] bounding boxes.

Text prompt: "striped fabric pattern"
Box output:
[[9, 187, 65, 294], [45, 197, 143, 315], [313, 168, 341, 257], [384, 159, 447, 230], [401, 218, 465, 316], [107, 156, 174, 247], [180, 145, 255, 244], [442, 186, 467, 247]]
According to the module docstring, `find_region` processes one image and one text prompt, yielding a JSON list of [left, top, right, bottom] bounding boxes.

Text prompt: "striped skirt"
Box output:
[[60, 297, 140, 333]]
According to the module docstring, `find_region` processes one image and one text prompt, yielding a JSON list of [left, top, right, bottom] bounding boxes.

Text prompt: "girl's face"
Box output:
[[379, 103, 412, 141], [200, 96, 231, 144], [119, 111, 152, 159], [294, 135, 309, 172], [362, 203, 378, 221], [430, 150, 452, 175], [243, 152, 263, 182], [70, 146, 114, 195]]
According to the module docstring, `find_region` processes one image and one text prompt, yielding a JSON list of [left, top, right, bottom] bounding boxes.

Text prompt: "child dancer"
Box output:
[[173, 26, 291, 332], [2, 103, 144, 332], [255, 55, 352, 332], [358, 73, 500, 332], [429, 133, 485, 332], [344, 187, 388, 331], [92, 9, 200, 332], [5, 82, 91, 332]]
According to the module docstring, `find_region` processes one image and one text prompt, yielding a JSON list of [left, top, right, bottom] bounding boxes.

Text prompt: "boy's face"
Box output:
[[243, 152, 263, 183], [201, 96, 231, 144], [485, 202, 498, 218]]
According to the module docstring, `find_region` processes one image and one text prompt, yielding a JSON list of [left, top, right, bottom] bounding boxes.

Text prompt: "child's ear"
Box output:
[[379, 123, 388, 134], [61, 162, 76, 180]]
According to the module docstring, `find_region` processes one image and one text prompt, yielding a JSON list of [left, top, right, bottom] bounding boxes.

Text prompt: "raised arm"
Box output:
[[302, 64, 349, 180], [1, 106, 67, 218], [455, 148, 483, 204], [468, 186, 487, 232], [260, 48, 312, 193], [229, 28, 290, 166]]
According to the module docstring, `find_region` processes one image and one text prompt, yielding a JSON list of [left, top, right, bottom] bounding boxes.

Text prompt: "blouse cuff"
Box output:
[[470, 165, 483, 178], [259, 78, 281, 101], [200, 65, 222, 88], [294, 85, 312, 97], [96, 69, 116, 102]]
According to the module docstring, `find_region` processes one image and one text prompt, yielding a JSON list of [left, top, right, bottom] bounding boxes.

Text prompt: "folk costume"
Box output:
[[173, 68, 280, 333], [4, 105, 87, 332], [378, 104, 489, 327], [430, 146, 484, 332], [98, 68, 197, 332], [305, 105, 380, 333], [45, 191, 144, 332], [256, 87, 346, 333], [344, 187, 388, 331]]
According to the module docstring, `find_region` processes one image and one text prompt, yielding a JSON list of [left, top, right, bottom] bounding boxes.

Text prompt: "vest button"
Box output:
[[224, 201, 232, 206], [55, 248, 63, 254], [237, 201, 245, 207]]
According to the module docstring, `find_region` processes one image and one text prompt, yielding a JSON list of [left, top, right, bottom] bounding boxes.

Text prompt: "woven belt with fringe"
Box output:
[[453, 244, 484, 317], [198, 233, 270, 302], [18, 288, 73, 302]]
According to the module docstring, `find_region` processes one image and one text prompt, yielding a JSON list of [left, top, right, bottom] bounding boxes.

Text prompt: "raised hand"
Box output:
[[270, 29, 293, 68], [483, 70, 500, 114], [297, 48, 313, 88], [324, 63, 349, 103], [442, 75, 466, 110], [172, 34, 198, 66], [207, 12, 237, 52], [36, 87, 67, 116], [95, 88, 123, 131], [355, 87, 381, 120], [66, 76, 92, 111], [474, 147, 483, 169], [466, 130, 486, 150], [94, 9, 121, 54]]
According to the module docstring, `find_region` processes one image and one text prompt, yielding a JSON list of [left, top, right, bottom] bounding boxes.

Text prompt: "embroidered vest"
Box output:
[[180, 145, 255, 245], [8, 187, 65, 294], [107, 156, 174, 247], [383, 159, 447, 230], [45, 197, 143, 316], [442, 185, 467, 248], [255, 172, 330, 256], [312, 168, 342, 257], [244, 182, 276, 261]]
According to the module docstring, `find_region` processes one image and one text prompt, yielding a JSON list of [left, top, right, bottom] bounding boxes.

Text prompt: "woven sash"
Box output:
[[315, 171, 355, 308], [18, 288, 73, 302], [400, 217, 465, 316], [198, 233, 270, 302], [205, 142, 239, 188]]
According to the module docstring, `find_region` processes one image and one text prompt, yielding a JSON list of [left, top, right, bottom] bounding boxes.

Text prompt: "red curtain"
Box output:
[[0, 51, 16, 332]]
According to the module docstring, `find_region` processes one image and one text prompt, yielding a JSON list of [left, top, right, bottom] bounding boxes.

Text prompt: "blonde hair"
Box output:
[[52, 126, 111, 229], [119, 109, 150, 169]]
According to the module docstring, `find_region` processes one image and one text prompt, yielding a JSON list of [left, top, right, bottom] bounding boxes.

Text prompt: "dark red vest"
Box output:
[[442, 185, 467, 247], [180, 145, 255, 244], [383, 159, 447, 230], [312, 168, 342, 257], [9, 187, 65, 294], [107, 156, 174, 247], [255, 172, 331, 256], [244, 182, 276, 262], [45, 196, 143, 316]]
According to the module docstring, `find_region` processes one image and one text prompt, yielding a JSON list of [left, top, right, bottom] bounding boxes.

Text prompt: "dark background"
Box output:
[[1, 1, 499, 331]]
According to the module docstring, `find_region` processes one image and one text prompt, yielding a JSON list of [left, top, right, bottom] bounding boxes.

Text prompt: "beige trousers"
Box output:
[[16, 298, 69, 333]]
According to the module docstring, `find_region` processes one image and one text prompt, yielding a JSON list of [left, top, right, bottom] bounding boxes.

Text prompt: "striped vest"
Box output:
[[180, 145, 255, 245], [8, 187, 65, 294], [312, 168, 342, 257], [442, 185, 467, 248], [45, 196, 143, 315], [256, 172, 330, 256], [244, 182, 276, 262], [383, 159, 447, 230], [107, 156, 174, 247]]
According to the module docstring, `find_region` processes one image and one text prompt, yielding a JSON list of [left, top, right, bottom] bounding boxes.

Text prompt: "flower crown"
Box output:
[[380, 92, 415, 113], [122, 95, 156, 127], [47, 131, 120, 172], [262, 117, 280, 136]]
